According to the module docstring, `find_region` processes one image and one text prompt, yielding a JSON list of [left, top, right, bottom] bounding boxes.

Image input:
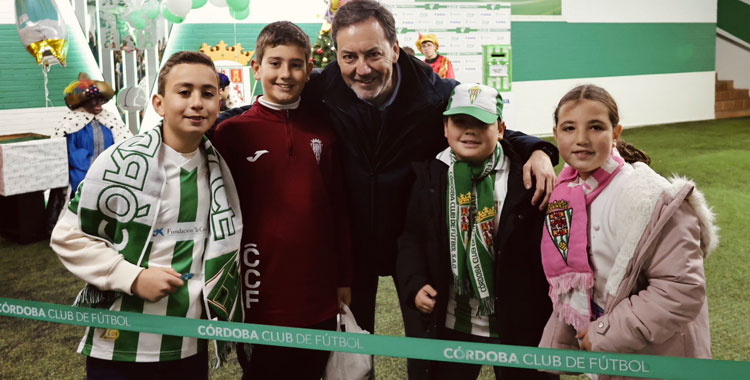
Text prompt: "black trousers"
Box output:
[[237, 317, 337, 380]]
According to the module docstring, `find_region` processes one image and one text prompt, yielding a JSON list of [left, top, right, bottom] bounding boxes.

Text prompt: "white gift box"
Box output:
[[0, 134, 68, 196]]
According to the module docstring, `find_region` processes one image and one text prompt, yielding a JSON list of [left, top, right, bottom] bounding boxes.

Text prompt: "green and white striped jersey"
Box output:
[[445, 286, 499, 338], [79, 144, 210, 362]]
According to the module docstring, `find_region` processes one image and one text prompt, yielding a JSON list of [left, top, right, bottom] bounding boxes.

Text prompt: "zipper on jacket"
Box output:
[[285, 109, 294, 157]]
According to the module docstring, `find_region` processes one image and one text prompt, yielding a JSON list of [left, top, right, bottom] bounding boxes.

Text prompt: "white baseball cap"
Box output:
[[443, 83, 503, 124]]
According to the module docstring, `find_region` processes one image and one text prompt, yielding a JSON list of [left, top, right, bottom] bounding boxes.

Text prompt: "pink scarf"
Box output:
[[541, 151, 624, 331]]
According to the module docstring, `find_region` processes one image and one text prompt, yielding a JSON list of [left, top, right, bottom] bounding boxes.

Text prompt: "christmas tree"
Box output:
[[312, 22, 336, 68]]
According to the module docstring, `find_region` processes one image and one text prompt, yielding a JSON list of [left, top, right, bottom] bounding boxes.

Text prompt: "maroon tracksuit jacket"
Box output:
[[212, 99, 352, 327]]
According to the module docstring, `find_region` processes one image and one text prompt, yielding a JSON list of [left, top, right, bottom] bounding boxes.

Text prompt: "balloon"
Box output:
[[126, 10, 147, 30], [325, 0, 348, 23], [144, 0, 160, 19], [208, 0, 228, 7], [14, 0, 68, 67], [227, 0, 249, 11], [162, 7, 185, 23], [192, 0, 208, 9], [229, 6, 249, 20], [117, 80, 149, 112], [330, 0, 349, 13], [166, 0, 192, 17]]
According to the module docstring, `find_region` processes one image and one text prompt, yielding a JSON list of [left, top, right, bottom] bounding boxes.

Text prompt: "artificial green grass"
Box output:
[[1, 118, 748, 379]]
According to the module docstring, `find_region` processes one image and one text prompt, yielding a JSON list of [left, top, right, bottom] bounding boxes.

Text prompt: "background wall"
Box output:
[[716, 0, 750, 90], [508, 0, 717, 135], [1, 0, 723, 137]]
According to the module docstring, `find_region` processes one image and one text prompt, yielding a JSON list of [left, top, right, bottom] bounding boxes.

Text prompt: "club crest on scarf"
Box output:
[[458, 192, 471, 233], [545, 200, 573, 264], [477, 206, 495, 248]]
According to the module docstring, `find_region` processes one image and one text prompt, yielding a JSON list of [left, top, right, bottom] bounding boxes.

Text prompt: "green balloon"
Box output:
[[128, 12, 147, 30], [229, 6, 249, 20], [146, 8, 159, 19], [192, 0, 208, 9], [145, 0, 160, 19], [162, 8, 185, 23], [227, 0, 250, 11]]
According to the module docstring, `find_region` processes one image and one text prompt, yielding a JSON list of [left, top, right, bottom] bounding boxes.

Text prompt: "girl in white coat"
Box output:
[[539, 85, 718, 378]]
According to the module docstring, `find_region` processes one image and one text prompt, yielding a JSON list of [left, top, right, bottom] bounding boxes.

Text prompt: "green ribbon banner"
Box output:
[[1, 297, 748, 379]]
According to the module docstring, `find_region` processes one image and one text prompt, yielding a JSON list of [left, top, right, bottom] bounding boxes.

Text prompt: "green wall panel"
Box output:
[[0, 25, 100, 110], [718, 0, 750, 45], [512, 22, 716, 82]]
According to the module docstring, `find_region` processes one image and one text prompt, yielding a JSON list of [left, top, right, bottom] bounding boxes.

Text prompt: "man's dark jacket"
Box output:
[[305, 51, 557, 276], [396, 140, 556, 380]]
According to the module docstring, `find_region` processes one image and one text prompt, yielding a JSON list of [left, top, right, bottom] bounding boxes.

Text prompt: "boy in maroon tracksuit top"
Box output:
[[211, 21, 352, 380]]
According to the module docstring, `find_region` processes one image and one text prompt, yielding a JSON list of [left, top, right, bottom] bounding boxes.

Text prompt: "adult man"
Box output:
[[303, 0, 558, 342]]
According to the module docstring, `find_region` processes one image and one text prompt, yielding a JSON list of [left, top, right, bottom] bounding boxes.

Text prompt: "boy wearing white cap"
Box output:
[[397, 83, 556, 379]]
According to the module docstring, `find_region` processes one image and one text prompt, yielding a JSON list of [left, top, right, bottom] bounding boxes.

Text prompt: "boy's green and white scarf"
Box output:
[[446, 144, 502, 316], [68, 125, 243, 364]]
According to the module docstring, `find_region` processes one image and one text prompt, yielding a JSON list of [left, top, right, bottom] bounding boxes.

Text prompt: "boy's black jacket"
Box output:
[[396, 140, 555, 380]]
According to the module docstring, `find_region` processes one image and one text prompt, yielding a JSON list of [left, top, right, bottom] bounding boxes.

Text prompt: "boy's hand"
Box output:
[[523, 150, 556, 210], [576, 327, 592, 351], [131, 267, 184, 302], [415, 285, 437, 314], [337, 287, 351, 313]]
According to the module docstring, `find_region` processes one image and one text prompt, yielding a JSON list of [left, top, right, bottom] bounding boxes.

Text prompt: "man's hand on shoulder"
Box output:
[[523, 150, 556, 210], [131, 267, 184, 302]]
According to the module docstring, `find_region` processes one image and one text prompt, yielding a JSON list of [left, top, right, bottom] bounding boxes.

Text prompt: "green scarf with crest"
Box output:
[[446, 144, 501, 316]]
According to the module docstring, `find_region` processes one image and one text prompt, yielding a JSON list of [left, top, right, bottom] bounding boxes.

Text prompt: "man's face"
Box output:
[[81, 97, 105, 115], [335, 17, 400, 106]]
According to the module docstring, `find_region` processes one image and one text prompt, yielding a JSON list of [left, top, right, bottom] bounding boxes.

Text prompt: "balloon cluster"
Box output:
[[164, 0, 251, 23], [99, 0, 250, 52], [98, 0, 161, 51]]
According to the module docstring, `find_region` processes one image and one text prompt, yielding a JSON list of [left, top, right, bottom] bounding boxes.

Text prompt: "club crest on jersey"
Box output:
[[310, 139, 323, 164], [545, 200, 573, 264]]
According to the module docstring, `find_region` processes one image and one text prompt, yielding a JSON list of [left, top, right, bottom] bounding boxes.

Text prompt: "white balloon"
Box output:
[[166, 0, 192, 17], [117, 85, 149, 111], [208, 0, 228, 7]]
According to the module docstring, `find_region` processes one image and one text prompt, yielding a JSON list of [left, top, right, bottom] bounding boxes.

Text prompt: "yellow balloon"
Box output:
[[330, 0, 348, 13], [25, 38, 69, 67]]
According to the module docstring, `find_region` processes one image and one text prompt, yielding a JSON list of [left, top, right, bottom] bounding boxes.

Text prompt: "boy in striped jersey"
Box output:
[[51, 51, 243, 380], [396, 83, 555, 379]]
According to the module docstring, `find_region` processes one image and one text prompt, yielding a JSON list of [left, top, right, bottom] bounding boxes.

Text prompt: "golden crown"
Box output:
[[200, 40, 254, 66], [547, 200, 570, 213], [476, 206, 496, 222], [458, 192, 472, 205]]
